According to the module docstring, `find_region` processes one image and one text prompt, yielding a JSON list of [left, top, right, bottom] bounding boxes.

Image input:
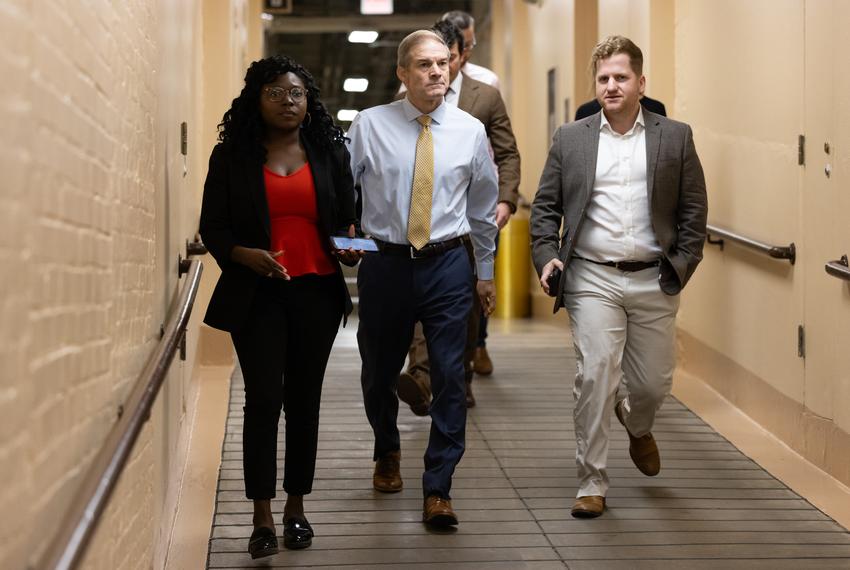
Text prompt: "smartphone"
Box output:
[[546, 267, 562, 297], [330, 236, 380, 252]]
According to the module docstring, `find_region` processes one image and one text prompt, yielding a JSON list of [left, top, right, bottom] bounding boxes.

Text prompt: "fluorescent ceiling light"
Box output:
[[361, 0, 393, 15], [337, 109, 359, 122], [343, 78, 369, 92], [348, 30, 379, 44]]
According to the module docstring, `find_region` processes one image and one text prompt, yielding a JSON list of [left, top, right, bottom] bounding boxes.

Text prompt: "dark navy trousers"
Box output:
[[357, 245, 473, 499]]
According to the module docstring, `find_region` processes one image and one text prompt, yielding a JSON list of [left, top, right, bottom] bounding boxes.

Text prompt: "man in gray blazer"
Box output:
[[530, 36, 707, 519]]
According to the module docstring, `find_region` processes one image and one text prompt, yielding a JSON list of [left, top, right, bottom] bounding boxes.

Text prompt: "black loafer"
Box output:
[[248, 526, 279, 559], [283, 517, 313, 550]]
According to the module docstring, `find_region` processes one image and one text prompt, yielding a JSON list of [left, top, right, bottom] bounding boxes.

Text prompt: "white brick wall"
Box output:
[[0, 1, 166, 567]]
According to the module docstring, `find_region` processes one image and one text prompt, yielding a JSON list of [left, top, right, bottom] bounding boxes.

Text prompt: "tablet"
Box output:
[[330, 236, 380, 251]]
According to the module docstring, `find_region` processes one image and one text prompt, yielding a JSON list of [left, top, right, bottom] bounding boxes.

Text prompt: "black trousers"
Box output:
[[231, 274, 343, 499]]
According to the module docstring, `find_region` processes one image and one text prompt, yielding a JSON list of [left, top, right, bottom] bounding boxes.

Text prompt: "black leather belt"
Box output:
[[377, 236, 466, 259], [573, 255, 659, 272]]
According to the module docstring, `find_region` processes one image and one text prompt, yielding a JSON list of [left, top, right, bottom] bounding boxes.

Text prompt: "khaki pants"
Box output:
[[563, 258, 680, 498]]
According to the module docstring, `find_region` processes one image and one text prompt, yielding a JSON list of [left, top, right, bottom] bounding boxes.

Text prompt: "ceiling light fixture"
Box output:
[[348, 30, 379, 44], [337, 109, 359, 122], [343, 78, 369, 92], [360, 0, 393, 15]]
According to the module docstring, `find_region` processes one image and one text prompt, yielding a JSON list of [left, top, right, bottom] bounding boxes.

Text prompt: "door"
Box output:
[[802, 0, 850, 434]]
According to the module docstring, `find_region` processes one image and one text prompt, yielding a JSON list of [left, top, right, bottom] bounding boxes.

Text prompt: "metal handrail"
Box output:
[[706, 224, 796, 265], [825, 255, 850, 282], [33, 259, 204, 570]]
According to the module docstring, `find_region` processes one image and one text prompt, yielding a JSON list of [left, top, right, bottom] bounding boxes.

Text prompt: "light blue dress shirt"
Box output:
[[347, 98, 499, 279]]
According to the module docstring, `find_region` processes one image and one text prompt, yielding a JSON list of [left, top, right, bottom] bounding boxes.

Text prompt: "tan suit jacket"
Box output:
[[530, 110, 708, 311], [457, 75, 521, 211]]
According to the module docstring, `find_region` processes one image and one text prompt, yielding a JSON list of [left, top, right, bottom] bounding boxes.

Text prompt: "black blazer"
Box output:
[[199, 135, 357, 332]]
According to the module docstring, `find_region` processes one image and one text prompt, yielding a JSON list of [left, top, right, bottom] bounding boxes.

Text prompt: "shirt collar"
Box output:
[[402, 97, 446, 125], [447, 72, 463, 96], [600, 106, 645, 135]]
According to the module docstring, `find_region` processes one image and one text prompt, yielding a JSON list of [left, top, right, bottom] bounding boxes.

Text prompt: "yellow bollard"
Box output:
[[493, 214, 531, 318]]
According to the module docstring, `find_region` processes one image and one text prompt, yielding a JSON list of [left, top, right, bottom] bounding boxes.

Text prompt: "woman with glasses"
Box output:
[[200, 55, 360, 559]]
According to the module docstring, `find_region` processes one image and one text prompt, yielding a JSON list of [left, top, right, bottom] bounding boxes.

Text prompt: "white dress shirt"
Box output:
[[347, 98, 499, 279], [462, 62, 500, 90], [445, 72, 463, 107], [573, 108, 662, 262]]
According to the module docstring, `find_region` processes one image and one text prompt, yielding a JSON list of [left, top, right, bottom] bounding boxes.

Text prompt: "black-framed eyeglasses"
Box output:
[[263, 86, 306, 102]]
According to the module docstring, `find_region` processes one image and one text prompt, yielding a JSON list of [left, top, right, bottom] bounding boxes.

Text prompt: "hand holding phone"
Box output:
[[546, 267, 562, 297], [330, 236, 379, 252]]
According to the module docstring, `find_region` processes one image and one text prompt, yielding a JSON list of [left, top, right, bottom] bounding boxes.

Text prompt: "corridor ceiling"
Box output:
[[264, 0, 490, 127]]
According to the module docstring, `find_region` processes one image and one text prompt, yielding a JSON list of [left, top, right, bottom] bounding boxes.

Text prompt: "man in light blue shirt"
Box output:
[[347, 29, 498, 527]]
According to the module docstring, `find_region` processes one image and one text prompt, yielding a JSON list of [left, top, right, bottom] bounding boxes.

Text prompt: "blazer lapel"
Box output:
[[644, 111, 662, 205], [458, 76, 479, 113], [303, 135, 333, 236], [245, 154, 271, 239], [584, 114, 601, 200]]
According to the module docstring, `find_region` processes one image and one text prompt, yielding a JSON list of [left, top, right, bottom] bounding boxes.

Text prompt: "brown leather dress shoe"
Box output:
[[373, 450, 403, 492], [615, 400, 661, 476], [423, 495, 458, 526], [571, 495, 605, 518], [472, 346, 493, 375], [397, 372, 430, 416], [465, 381, 476, 408]]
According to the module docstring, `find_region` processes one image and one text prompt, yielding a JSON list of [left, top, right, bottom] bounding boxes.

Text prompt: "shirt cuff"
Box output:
[[476, 262, 494, 281]]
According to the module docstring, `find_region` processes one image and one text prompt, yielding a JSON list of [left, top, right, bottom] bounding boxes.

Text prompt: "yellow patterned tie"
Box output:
[[407, 115, 433, 250]]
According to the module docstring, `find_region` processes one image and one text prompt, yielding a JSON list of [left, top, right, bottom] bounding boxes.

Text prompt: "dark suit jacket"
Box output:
[[530, 110, 707, 312], [199, 136, 357, 332], [574, 95, 667, 121], [457, 75, 521, 211]]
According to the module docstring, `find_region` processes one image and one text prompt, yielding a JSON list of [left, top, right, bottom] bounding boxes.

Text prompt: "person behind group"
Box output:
[[199, 55, 361, 559], [530, 36, 707, 518], [397, 19, 519, 414], [442, 11, 502, 374], [347, 30, 498, 527], [441, 10, 500, 90], [574, 93, 666, 120]]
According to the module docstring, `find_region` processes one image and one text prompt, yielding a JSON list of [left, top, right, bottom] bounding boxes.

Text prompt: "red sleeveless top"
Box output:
[[264, 163, 336, 277]]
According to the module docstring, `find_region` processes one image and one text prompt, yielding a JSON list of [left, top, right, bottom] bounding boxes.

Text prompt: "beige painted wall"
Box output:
[[0, 1, 261, 568], [676, 0, 805, 401], [494, 0, 578, 204], [673, 0, 850, 485]]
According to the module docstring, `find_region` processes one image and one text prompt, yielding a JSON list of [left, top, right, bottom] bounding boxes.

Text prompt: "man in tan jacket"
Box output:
[[397, 20, 521, 414]]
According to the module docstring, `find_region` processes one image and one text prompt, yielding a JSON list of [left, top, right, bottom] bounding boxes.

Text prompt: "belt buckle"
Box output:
[[410, 246, 423, 259]]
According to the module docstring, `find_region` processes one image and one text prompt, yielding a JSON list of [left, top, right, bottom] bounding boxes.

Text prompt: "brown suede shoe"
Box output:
[[615, 400, 661, 476], [472, 346, 493, 375], [423, 495, 458, 526], [465, 381, 476, 408], [373, 450, 403, 492], [397, 372, 430, 416], [571, 495, 605, 518]]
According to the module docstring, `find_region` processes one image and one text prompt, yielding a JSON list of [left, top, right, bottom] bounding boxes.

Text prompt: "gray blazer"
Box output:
[[530, 110, 707, 312]]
